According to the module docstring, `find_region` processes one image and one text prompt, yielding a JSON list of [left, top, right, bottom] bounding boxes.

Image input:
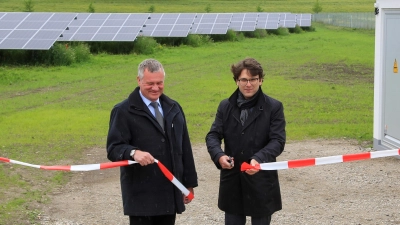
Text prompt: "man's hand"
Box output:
[[245, 159, 260, 175], [183, 187, 194, 204], [132, 150, 155, 166], [218, 155, 234, 169]]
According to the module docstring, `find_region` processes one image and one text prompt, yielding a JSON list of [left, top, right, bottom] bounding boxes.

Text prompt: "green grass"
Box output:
[[0, 23, 375, 223], [1, 0, 375, 13]]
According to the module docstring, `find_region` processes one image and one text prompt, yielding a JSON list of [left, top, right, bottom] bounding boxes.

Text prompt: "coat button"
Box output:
[[161, 138, 165, 142], [241, 151, 244, 154], [241, 132, 244, 135]]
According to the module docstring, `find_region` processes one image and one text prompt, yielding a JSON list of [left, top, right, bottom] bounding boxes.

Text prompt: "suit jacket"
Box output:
[[206, 88, 286, 216], [107, 86, 198, 216]]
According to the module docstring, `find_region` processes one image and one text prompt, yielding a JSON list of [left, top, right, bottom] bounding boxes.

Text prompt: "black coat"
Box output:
[[206, 88, 286, 216], [107, 87, 198, 216]]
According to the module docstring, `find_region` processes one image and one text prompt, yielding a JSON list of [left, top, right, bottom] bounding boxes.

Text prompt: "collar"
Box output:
[[139, 90, 161, 107]]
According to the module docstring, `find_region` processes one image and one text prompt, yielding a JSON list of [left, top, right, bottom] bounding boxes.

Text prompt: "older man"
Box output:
[[107, 58, 198, 225]]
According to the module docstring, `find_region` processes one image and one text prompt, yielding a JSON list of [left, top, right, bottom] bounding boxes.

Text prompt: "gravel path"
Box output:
[[39, 139, 400, 225]]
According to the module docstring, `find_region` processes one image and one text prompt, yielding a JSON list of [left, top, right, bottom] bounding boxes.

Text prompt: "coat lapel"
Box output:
[[241, 105, 263, 131], [160, 94, 179, 128]]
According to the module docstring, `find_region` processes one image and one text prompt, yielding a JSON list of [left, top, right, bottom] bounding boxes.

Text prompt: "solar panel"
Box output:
[[59, 13, 149, 42], [140, 13, 196, 37], [191, 13, 232, 34], [1, 12, 312, 49], [0, 12, 77, 50], [228, 13, 258, 31], [256, 13, 280, 29], [296, 13, 312, 27], [279, 13, 297, 28]]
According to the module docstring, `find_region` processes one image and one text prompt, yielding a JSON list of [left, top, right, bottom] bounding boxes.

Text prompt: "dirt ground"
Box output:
[[38, 139, 400, 225]]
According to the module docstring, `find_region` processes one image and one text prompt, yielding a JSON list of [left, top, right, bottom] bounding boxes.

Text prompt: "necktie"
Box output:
[[150, 102, 164, 130]]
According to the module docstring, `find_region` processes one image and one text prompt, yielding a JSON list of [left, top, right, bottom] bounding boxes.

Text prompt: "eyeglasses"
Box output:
[[237, 78, 259, 86]]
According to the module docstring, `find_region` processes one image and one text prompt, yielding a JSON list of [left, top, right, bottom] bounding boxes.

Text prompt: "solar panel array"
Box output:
[[58, 13, 149, 42], [0, 12, 77, 50], [296, 13, 312, 27], [228, 13, 258, 32], [191, 13, 232, 34], [0, 12, 312, 50], [279, 13, 297, 28], [256, 13, 280, 29], [141, 13, 196, 37]]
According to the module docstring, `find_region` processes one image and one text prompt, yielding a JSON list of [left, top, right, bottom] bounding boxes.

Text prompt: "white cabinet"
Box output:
[[374, 0, 400, 154]]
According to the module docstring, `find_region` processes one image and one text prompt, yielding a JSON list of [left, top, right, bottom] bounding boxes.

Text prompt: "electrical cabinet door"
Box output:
[[383, 11, 400, 146]]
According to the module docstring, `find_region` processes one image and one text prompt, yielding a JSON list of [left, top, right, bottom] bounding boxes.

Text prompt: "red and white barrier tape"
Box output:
[[0, 157, 193, 200], [0, 157, 137, 171], [155, 159, 194, 200], [241, 149, 400, 171]]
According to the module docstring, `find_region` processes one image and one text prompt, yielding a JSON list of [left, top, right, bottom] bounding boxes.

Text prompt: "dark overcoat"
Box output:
[[206, 88, 286, 217], [107, 87, 198, 216]]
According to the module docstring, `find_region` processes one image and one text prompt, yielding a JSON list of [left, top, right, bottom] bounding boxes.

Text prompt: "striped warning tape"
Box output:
[[0, 156, 194, 200], [240, 149, 400, 171], [0, 157, 137, 171], [155, 159, 194, 200]]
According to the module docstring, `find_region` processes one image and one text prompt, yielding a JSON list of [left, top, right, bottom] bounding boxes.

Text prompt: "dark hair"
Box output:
[[230, 58, 265, 81]]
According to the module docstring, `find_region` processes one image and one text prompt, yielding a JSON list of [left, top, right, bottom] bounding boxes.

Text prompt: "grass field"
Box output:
[[0, 15, 375, 225], [1, 0, 375, 13]]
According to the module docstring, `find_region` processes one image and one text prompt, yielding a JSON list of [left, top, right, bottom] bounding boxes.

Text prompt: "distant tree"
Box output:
[[23, 0, 34, 12], [148, 5, 155, 13], [257, 5, 264, 12], [205, 4, 212, 13], [87, 3, 95, 13], [312, 0, 322, 14]]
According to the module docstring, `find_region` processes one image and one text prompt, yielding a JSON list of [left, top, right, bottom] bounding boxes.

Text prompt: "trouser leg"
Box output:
[[129, 214, 176, 225], [251, 214, 271, 225], [225, 212, 246, 225]]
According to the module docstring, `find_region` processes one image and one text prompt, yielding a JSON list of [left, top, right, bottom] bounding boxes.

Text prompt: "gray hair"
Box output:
[[137, 59, 165, 79]]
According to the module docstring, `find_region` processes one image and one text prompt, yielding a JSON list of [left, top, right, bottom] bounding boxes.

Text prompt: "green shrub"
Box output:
[[225, 29, 237, 41], [184, 34, 213, 47], [23, 0, 34, 12], [289, 25, 303, 34], [154, 37, 185, 46], [256, 29, 268, 38], [267, 27, 290, 36], [29, 43, 75, 66], [312, 0, 323, 14], [0, 44, 90, 66], [87, 2, 95, 13], [133, 36, 158, 55], [184, 34, 202, 47], [243, 31, 254, 38], [148, 5, 155, 13], [44, 43, 74, 66], [201, 35, 213, 44], [72, 43, 91, 63], [0, 50, 29, 65], [236, 32, 246, 41], [205, 4, 212, 13], [88, 42, 135, 54], [211, 29, 238, 42], [244, 29, 268, 38], [302, 25, 316, 32]]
